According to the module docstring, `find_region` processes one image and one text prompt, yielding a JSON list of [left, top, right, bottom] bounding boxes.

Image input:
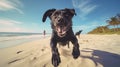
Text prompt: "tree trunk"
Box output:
[[113, 25, 116, 32]]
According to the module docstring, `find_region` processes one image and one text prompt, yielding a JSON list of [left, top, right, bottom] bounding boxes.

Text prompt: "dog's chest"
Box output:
[[58, 41, 69, 46], [56, 36, 70, 45], [56, 35, 70, 42]]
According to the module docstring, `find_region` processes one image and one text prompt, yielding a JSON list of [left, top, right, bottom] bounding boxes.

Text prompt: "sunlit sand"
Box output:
[[0, 34, 120, 67]]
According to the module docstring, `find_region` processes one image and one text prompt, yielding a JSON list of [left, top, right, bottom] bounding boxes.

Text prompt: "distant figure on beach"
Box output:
[[43, 30, 46, 37], [75, 30, 82, 38]]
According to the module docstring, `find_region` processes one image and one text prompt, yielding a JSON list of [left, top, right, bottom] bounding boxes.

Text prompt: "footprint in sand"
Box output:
[[16, 50, 23, 54], [8, 59, 21, 64]]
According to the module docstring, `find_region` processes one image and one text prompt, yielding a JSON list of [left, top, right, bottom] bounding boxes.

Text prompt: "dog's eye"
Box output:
[[54, 16, 57, 19], [65, 13, 69, 17], [54, 12, 59, 15], [66, 14, 69, 17]]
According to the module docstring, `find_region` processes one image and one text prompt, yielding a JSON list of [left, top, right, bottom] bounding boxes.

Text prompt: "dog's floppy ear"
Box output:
[[42, 9, 56, 22], [65, 8, 76, 16], [70, 9, 76, 16]]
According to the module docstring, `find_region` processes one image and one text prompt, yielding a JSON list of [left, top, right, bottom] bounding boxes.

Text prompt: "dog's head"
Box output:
[[42, 8, 76, 37]]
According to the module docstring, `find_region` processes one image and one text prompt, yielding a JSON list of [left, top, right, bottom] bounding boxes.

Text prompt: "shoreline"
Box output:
[[0, 35, 50, 49]]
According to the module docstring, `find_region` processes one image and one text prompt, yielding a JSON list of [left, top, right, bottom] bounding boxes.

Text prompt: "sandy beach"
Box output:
[[0, 34, 120, 67]]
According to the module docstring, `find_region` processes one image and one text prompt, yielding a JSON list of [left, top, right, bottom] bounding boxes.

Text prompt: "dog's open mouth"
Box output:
[[56, 26, 67, 37]]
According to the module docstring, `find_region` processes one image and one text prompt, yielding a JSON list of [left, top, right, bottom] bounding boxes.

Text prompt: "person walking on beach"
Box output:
[[43, 30, 46, 37]]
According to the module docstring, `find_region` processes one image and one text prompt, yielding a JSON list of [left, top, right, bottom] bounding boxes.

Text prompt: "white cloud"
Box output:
[[73, 21, 100, 33], [73, 25, 96, 30], [0, 0, 23, 14], [0, 19, 22, 26], [0, 27, 23, 32], [0, 19, 27, 32], [0, 27, 35, 32], [72, 0, 97, 20], [0, 19, 39, 33]]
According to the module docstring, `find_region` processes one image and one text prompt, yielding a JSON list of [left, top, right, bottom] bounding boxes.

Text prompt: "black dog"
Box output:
[[75, 30, 82, 38], [42, 8, 80, 67]]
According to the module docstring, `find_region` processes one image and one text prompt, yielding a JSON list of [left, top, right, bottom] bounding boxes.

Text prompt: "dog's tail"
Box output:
[[75, 30, 82, 36], [75, 30, 82, 38]]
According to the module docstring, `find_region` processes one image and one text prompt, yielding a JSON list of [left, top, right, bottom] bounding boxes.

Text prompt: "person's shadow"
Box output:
[[81, 48, 120, 67]]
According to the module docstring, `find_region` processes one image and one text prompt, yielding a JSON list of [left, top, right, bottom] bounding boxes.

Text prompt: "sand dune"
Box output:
[[0, 34, 120, 67]]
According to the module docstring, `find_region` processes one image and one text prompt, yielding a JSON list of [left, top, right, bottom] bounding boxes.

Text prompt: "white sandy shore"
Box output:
[[0, 34, 120, 67]]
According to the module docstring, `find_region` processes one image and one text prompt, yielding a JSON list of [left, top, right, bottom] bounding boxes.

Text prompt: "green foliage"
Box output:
[[88, 28, 120, 34], [88, 14, 120, 35]]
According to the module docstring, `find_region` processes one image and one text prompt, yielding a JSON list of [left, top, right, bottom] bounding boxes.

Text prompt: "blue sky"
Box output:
[[0, 0, 120, 34]]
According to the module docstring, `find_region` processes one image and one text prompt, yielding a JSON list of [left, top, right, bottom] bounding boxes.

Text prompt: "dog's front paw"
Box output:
[[72, 47, 80, 59], [52, 53, 61, 67]]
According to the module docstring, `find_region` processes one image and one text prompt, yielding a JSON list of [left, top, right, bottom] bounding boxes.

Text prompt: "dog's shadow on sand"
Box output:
[[81, 48, 120, 67]]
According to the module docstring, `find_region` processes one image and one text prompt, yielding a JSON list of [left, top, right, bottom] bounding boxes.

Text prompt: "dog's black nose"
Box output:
[[58, 18, 64, 22]]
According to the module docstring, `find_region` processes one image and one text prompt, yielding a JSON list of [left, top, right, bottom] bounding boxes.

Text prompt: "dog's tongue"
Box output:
[[57, 26, 66, 34], [58, 27, 62, 33]]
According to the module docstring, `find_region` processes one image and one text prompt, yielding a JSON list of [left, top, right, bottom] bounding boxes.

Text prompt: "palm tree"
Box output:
[[116, 14, 120, 26], [107, 16, 118, 31]]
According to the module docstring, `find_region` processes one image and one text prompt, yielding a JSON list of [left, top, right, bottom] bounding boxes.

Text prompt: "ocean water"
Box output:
[[0, 32, 49, 48]]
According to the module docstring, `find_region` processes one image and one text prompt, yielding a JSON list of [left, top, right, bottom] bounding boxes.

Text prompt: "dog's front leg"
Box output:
[[71, 36, 80, 59], [50, 39, 61, 67]]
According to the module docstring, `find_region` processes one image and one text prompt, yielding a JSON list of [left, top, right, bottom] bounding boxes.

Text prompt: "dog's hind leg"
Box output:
[[78, 35, 80, 39], [67, 41, 70, 48], [71, 36, 80, 59]]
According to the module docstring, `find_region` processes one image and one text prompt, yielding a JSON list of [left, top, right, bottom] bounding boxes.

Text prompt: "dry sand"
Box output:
[[0, 34, 120, 67]]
